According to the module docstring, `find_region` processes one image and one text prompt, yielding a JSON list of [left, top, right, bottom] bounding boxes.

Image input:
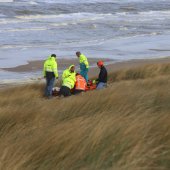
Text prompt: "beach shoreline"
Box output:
[[0, 56, 170, 89], [1, 56, 170, 73], [1, 58, 115, 73]]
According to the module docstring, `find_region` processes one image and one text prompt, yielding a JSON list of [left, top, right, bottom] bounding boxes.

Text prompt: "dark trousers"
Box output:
[[45, 77, 55, 97], [59, 86, 71, 97], [73, 89, 84, 95]]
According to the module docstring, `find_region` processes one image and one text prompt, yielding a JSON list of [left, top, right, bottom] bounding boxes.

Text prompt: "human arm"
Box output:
[[52, 61, 58, 78], [98, 67, 107, 82], [43, 61, 46, 78]]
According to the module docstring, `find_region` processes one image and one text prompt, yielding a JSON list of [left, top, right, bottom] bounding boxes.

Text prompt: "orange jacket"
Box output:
[[75, 75, 87, 91]]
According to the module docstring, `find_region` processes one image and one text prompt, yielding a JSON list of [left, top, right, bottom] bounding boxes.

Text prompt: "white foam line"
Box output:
[[0, 19, 29, 25], [0, 27, 47, 32], [0, 0, 13, 2], [28, 1, 38, 5], [12, 10, 170, 25], [0, 43, 54, 49], [15, 13, 113, 20], [15, 14, 58, 20]]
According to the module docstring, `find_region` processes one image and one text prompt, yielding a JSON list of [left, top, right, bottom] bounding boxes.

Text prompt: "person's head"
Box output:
[[97, 60, 104, 68], [76, 51, 81, 58], [76, 73, 80, 76], [70, 65, 75, 73], [51, 54, 56, 58]]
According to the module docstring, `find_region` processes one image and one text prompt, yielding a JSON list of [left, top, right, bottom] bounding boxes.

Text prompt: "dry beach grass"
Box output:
[[0, 62, 170, 170]]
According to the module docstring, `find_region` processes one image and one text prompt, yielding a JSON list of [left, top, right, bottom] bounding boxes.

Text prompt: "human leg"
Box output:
[[80, 70, 88, 82], [59, 86, 71, 97], [96, 82, 107, 90], [45, 77, 50, 97], [45, 77, 55, 97], [73, 89, 84, 95]]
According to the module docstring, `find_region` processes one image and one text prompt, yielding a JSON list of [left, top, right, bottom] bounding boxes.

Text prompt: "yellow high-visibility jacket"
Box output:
[[43, 56, 58, 78], [79, 54, 89, 69], [62, 65, 76, 89]]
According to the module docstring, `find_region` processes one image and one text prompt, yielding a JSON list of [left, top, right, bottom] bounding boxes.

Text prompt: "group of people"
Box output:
[[43, 52, 108, 98]]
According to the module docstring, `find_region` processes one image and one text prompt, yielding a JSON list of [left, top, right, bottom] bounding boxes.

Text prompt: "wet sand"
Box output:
[[0, 57, 170, 89], [2, 58, 114, 73], [2, 57, 170, 75]]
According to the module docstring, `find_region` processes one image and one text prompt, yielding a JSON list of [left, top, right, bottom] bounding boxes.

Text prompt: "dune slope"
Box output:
[[0, 63, 170, 170]]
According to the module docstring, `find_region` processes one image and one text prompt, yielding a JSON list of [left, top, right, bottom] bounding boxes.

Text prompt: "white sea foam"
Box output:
[[35, 0, 119, 4], [14, 0, 168, 5], [28, 1, 38, 5], [15, 14, 58, 20], [0, 13, 6, 18], [0, 43, 53, 49], [15, 13, 113, 21], [0, 18, 29, 25], [0, 0, 13, 2], [13, 10, 170, 24], [0, 27, 47, 33]]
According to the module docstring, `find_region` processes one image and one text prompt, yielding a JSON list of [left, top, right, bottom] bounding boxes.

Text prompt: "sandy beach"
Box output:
[[2, 57, 170, 74], [0, 56, 170, 89], [1, 58, 114, 73]]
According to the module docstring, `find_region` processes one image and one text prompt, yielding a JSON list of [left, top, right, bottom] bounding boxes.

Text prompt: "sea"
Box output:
[[0, 0, 170, 84]]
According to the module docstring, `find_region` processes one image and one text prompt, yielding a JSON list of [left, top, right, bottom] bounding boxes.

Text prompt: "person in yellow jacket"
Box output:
[[59, 65, 76, 97], [76, 51, 89, 82], [43, 54, 58, 98]]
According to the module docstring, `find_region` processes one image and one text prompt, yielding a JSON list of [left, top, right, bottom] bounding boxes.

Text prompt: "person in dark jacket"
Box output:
[[96, 60, 107, 89]]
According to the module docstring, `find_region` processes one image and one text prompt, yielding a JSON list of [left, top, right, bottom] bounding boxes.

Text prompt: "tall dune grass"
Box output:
[[0, 63, 170, 170]]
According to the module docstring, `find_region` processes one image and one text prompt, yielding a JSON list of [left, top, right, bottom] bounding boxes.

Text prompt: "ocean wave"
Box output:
[[0, 13, 7, 18], [0, 18, 28, 25], [15, 13, 113, 20], [14, 0, 118, 4], [12, 0, 38, 5], [138, 10, 170, 16], [0, 32, 166, 50], [0, 44, 54, 49], [13, 0, 169, 5], [14, 9, 170, 20], [0, 0, 13, 2], [27, 1, 38, 5]]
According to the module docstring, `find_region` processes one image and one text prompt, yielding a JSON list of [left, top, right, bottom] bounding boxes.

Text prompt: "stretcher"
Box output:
[[52, 82, 96, 96]]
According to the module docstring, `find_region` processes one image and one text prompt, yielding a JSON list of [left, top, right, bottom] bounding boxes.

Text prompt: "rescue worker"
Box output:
[[74, 73, 87, 95], [96, 60, 108, 89], [59, 65, 76, 97], [76, 51, 89, 82], [43, 54, 58, 98]]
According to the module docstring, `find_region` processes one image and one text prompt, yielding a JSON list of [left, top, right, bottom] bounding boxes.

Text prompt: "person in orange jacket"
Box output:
[[74, 73, 87, 95]]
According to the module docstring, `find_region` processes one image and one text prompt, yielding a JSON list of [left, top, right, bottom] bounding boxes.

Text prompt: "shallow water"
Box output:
[[0, 0, 170, 83]]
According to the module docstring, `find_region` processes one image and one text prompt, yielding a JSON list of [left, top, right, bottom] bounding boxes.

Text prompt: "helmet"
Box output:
[[97, 60, 104, 67]]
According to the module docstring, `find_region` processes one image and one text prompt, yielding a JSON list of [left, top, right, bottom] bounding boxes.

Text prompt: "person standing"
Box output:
[[43, 54, 58, 98], [76, 51, 89, 82], [59, 65, 76, 97], [96, 60, 108, 90]]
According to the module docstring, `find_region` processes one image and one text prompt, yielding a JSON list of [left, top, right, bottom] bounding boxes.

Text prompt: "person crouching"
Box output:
[[96, 60, 108, 89], [59, 65, 76, 97], [74, 73, 87, 95]]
